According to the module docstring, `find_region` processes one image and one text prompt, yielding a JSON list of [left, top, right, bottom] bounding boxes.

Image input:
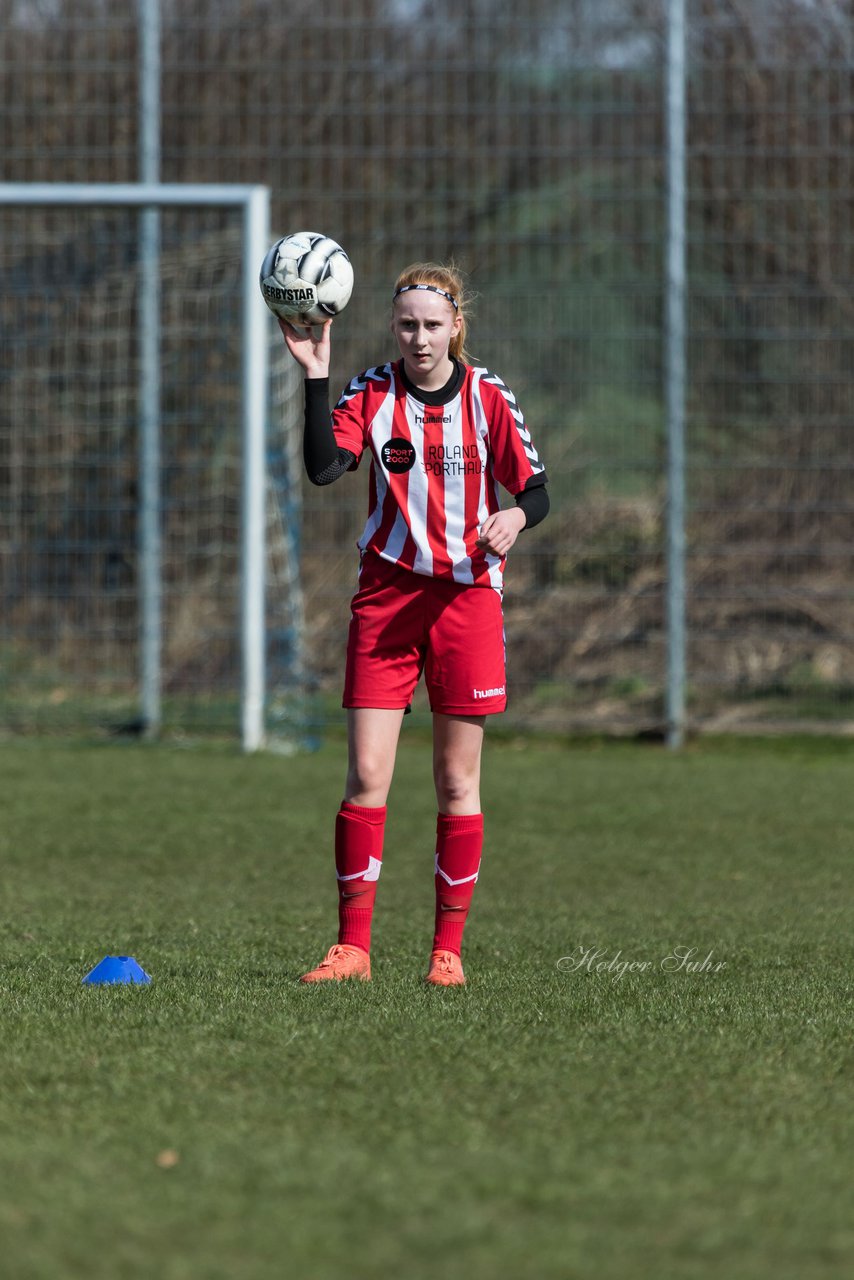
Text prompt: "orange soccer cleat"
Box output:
[[299, 943, 371, 983], [424, 948, 466, 987]]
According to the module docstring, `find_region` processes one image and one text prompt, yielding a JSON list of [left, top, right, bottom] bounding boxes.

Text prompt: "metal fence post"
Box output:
[[665, 0, 687, 748], [138, 0, 162, 737]]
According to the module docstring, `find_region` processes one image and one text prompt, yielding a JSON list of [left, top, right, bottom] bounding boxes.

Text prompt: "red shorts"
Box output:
[[343, 553, 507, 716]]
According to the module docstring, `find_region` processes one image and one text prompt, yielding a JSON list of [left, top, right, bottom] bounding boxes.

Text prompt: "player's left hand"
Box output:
[[475, 508, 527, 557]]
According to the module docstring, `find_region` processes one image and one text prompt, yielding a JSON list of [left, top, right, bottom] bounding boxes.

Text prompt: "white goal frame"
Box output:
[[0, 182, 271, 751]]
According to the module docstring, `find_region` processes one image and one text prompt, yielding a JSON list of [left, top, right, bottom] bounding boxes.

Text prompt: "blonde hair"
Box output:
[[392, 262, 474, 364]]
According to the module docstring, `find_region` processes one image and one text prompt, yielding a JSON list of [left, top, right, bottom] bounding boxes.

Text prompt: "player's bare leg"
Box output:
[[432, 712, 485, 815], [345, 706, 406, 807], [427, 714, 486, 984]]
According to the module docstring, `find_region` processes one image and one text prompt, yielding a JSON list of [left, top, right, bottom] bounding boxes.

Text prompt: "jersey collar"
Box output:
[[397, 357, 465, 406]]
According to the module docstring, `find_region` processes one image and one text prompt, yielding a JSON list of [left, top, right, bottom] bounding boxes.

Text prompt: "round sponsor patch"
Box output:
[[381, 438, 417, 473]]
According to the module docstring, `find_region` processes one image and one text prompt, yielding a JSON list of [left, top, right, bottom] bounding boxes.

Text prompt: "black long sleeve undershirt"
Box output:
[[301, 375, 549, 528], [516, 480, 550, 528], [303, 377, 355, 485]]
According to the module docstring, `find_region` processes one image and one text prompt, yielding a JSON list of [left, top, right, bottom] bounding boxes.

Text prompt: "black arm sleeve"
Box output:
[[515, 482, 550, 529], [303, 377, 356, 486]]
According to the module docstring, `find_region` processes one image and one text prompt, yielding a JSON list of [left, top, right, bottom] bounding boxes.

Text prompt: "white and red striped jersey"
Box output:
[[331, 359, 546, 591]]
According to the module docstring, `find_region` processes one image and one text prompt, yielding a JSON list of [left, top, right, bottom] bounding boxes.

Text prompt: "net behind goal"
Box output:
[[0, 184, 300, 748]]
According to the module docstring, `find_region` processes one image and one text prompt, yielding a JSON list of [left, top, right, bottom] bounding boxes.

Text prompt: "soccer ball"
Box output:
[[259, 231, 354, 326]]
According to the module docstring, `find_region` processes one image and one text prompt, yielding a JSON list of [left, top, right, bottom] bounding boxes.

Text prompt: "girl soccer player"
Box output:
[[280, 263, 549, 986]]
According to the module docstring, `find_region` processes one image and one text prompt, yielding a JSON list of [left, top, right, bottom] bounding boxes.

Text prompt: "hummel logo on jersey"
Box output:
[[472, 685, 505, 699], [415, 412, 451, 425]]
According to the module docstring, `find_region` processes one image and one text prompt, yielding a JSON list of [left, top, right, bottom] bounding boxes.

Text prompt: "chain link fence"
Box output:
[[1, 0, 852, 738]]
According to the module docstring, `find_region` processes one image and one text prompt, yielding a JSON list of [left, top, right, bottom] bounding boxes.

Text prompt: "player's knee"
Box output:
[[346, 755, 393, 804], [433, 763, 479, 810]]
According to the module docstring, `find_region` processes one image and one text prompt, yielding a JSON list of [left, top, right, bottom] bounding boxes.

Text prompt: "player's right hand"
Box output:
[[278, 317, 332, 379]]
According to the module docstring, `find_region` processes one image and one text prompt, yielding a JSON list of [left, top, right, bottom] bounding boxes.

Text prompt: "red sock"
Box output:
[[433, 812, 483, 957], [335, 801, 386, 954]]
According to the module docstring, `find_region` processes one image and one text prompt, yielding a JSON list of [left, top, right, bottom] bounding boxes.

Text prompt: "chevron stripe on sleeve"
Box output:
[[475, 369, 546, 491]]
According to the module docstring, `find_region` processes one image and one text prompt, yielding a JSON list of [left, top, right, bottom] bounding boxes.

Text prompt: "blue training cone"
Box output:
[[82, 955, 151, 985]]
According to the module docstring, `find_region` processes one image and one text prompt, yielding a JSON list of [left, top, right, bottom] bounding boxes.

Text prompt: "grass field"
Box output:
[[1, 733, 852, 1280]]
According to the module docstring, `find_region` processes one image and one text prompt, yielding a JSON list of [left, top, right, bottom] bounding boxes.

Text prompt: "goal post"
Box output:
[[0, 182, 272, 751]]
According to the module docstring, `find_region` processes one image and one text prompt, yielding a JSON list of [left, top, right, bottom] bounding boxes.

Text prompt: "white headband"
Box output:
[[393, 283, 459, 310]]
